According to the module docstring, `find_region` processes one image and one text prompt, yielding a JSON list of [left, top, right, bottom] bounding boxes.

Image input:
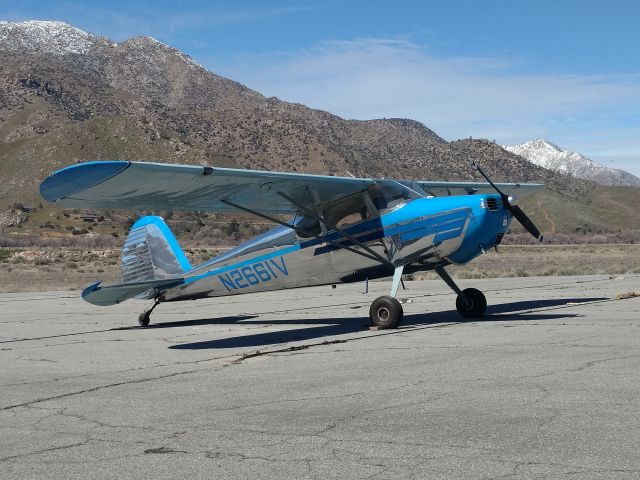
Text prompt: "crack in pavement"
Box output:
[[0, 369, 199, 411], [0, 441, 87, 462]]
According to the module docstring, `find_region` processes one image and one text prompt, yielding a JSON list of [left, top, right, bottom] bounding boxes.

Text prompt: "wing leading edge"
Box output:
[[40, 161, 375, 215], [40, 160, 544, 214], [417, 181, 544, 197]]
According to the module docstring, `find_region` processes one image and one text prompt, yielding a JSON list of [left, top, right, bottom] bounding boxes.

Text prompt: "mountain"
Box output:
[[504, 139, 640, 187], [0, 20, 639, 236]]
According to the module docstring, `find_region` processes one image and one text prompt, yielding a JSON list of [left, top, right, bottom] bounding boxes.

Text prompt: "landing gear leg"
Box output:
[[138, 299, 160, 327], [434, 266, 487, 319]]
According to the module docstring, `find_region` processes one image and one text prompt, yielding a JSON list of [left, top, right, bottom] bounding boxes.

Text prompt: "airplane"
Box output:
[[39, 160, 544, 329]]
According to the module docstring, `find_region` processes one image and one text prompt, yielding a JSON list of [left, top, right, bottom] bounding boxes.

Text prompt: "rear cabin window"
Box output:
[[323, 195, 371, 230]]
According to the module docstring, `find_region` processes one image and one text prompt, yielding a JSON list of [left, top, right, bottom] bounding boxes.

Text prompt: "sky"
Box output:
[[2, 0, 640, 175]]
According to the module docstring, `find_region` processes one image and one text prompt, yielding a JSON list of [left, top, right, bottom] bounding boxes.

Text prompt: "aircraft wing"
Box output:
[[40, 161, 375, 215], [417, 181, 544, 197]]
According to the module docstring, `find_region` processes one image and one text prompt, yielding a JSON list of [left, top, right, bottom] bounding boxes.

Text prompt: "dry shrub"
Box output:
[[504, 230, 640, 245]]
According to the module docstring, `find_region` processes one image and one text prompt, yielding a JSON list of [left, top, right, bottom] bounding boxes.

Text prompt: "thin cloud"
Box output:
[[167, 5, 311, 32], [213, 38, 640, 157], [0, 3, 311, 42]]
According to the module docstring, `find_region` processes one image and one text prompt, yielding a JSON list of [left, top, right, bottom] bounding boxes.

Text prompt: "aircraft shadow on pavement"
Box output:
[[111, 315, 258, 331], [167, 297, 604, 350]]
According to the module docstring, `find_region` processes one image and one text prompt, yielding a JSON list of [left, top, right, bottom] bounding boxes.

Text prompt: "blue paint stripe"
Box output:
[[384, 212, 468, 237], [185, 244, 300, 284], [434, 228, 465, 243], [305, 211, 469, 255], [400, 227, 437, 242]]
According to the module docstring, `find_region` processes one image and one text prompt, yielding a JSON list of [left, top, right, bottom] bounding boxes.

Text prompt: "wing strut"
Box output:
[[219, 198, 385, 265], [273, 189, 394, 268]]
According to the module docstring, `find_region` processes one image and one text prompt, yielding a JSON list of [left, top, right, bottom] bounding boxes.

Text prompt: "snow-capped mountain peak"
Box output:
[[0, 20, 99, 55], [503, 139, 640, 187], [0, 20, 205, 70]]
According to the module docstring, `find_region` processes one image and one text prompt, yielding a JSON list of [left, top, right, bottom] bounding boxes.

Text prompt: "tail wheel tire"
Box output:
[[370, 296, 403, 329], [138, 312, 151, 327], [456, 288, 487, 319]]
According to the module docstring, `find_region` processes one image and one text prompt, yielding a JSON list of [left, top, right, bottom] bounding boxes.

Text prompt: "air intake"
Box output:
[[486, 197, 499, 211]]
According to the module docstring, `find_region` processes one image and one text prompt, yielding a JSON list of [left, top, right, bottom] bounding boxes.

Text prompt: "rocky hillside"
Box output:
[[0, 20, 638, 237], [504, 139, 640, 187]]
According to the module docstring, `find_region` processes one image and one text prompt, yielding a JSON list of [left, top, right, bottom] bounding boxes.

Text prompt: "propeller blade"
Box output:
[[470, 158, 544, 243], [471, 160, 506, 198], [508, 204, 544, 243]]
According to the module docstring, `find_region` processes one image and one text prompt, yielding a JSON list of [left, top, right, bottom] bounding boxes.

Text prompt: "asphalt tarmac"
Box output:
[[1, 275, 639, 479]]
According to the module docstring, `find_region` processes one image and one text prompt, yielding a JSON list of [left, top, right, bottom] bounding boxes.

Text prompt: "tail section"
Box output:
[[81, 216, 189, 306], [121, 216, 191, 283]]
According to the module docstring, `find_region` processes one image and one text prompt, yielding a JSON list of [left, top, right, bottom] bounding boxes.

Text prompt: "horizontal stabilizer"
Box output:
[[81, 278, 184, 306]]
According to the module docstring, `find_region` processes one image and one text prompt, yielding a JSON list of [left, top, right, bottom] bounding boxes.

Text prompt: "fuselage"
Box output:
[[160, 193, 512, 302]]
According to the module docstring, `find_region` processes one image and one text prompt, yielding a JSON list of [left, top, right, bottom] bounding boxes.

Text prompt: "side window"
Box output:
[[293, 214, 321, 239], [323, 195, 371, 230]]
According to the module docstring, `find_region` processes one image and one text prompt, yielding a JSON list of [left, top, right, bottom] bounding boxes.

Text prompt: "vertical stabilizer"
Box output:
[[121, 216, 191, 283]]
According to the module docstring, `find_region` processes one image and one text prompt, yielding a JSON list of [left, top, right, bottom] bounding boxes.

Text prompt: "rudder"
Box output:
[[121, 216, 191, 283]]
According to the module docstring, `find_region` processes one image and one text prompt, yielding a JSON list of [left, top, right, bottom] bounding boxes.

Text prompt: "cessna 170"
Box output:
[[40, 160, 544, 329]]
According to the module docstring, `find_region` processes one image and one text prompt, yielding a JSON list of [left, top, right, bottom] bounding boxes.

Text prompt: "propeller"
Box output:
[[471, 160, 544, 243]]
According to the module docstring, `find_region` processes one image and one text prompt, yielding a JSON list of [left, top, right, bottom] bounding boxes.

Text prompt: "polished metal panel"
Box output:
[[121, 224, 184, 283], [121, 226, 155, 283], [193, 225, 296, 272]]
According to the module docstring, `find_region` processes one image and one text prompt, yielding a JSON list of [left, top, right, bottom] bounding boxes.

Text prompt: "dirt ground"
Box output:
[[0, 244, 639, 293]]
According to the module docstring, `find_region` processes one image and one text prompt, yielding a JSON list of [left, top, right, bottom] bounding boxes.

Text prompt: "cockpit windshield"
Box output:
[[368, 180, 427, 213]]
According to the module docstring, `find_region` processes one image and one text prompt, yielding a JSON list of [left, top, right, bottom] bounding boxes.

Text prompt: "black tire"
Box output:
[[369, 296, 403, 329], [138, 312, 151, 327], [455, 288, 487, 319]]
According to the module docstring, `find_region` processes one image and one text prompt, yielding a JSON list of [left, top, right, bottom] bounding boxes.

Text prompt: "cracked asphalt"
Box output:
[[1, 274, 639, 479]]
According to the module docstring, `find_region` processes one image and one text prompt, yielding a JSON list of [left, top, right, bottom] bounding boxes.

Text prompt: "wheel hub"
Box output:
[[377, 307, 390, 320]]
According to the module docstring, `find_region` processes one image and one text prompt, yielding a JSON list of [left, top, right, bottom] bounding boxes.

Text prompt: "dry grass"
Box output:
[[0, 247, 219, 292], [1, 244, 639, 293], [411, 244, 640, 280]]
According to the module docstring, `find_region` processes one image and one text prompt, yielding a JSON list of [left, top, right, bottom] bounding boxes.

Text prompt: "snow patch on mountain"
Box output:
[[0, 20, 205, 70], [503, 140, 640, 187], [0, 20, 101, 55]]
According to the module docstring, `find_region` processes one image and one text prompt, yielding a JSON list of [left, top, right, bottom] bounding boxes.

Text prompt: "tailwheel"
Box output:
[[138, 298, 159, 327], [138, 312, 151, 327], [369, 295, 403, 329], [455, 288, 487, 319]]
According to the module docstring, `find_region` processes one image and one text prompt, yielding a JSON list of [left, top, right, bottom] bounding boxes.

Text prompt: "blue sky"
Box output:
[[3, 0, 640, 175]]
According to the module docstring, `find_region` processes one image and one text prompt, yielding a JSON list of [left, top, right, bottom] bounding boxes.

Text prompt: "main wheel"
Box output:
[[138, 312, 151, 327], [369, 296, 403, 329], [455, 288, 487, 319]]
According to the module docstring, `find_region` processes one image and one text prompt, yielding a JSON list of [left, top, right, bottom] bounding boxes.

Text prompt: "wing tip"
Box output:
[[40, 160, 130, 202]]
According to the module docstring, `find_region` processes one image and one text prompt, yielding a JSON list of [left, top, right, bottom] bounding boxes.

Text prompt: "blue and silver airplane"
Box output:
[[40, 160, 544, 328]]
